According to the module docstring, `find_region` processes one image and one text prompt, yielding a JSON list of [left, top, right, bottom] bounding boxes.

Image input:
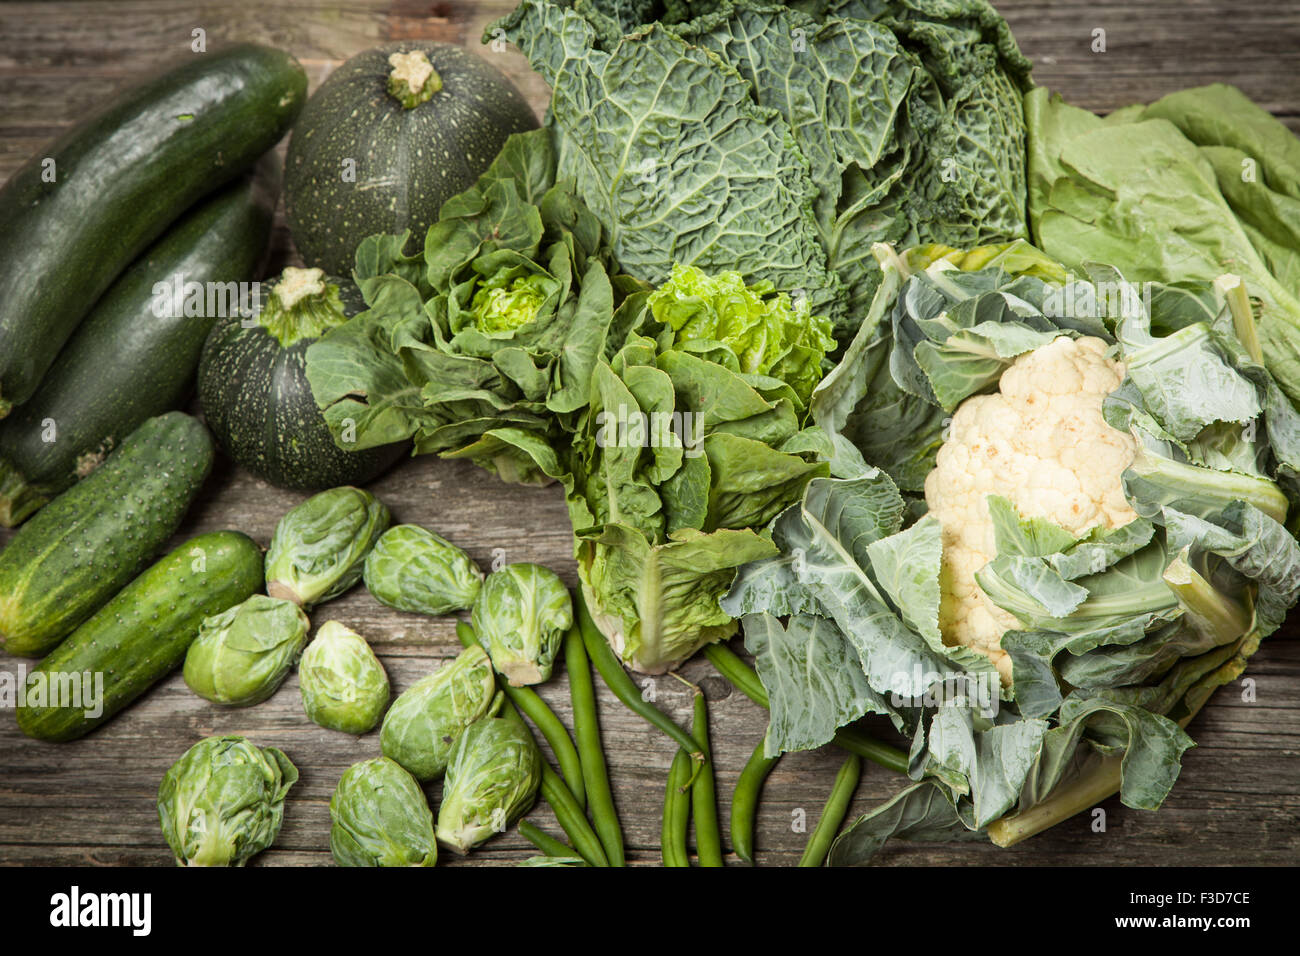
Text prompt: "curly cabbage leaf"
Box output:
[[492, 0, 1032, 343]]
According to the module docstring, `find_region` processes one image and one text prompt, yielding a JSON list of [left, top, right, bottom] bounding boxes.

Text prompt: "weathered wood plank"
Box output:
[[1, 0, 1298, 867]]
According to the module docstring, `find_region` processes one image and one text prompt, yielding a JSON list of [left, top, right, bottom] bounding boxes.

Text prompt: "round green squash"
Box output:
[[198, 267, 407, 490], [284, 42, 538, 275]]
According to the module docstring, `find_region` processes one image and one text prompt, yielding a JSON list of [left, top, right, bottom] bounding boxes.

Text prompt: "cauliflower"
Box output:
[[923, 336, 1138, 683]]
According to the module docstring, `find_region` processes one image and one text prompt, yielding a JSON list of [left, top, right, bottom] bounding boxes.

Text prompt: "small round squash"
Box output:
[[198, 267, 407, 490], [284, 42, 538, 275]]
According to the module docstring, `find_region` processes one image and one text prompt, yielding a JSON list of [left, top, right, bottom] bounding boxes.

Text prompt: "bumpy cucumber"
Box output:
[[0, 412, 213, 657], [17, 531, 264, 742]]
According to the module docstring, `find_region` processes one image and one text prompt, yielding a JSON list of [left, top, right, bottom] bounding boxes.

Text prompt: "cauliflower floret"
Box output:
[[924, 336, 1138, 684]]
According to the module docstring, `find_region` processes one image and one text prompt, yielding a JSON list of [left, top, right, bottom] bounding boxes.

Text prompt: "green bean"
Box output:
[[832, 726, 908, 775], [538, 762, 610, 868], [456, 620, 588, 808], [689, 690, 724, 867], [798, 753, 861, 867], [730, 738, 780, 865], [518, 820, 576, 859], [565, 624, 625, 867], [496, 690, 610, 867], [575, 591, 703, 761], [705, 640, 909, 775], [661, 747, 692, 867], [704, 643, 768, 708]]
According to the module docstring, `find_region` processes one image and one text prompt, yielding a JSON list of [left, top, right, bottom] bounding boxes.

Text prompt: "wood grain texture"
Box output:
[[1, 0, 1298, 867]]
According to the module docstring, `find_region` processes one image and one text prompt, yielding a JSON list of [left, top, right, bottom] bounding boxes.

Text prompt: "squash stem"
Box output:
[[386, 50, 442, 109], [257, 267, 351, 347]]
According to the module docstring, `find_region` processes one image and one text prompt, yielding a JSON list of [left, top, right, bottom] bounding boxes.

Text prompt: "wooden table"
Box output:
[[1, 1, 1298, 867]]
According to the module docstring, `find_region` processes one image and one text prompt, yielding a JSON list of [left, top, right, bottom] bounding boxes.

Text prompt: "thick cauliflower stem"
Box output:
[[924, 336, 1138, 684]]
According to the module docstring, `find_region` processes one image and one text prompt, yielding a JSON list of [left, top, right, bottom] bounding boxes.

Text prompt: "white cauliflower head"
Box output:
[[923, 335, 1138, 684]]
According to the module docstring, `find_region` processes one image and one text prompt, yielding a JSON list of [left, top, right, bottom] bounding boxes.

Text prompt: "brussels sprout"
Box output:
[[157, 735, 298, 867], [380, 644, 502, 781], [299, 621, 390, 734], [471, 563, 573, 686], [183, 595, 310, 707], [435, 717, 541, 854], [265, 486, 390, 608], [363, 525, 483, 615], [329, 757, 437, 867]]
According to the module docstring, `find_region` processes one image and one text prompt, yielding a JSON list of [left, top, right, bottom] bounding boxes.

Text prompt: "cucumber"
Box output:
[[0, 43, 306, 418], [0, 412, 213, 657], [16, 531, 264, 742], [0, 159, 280, 527]]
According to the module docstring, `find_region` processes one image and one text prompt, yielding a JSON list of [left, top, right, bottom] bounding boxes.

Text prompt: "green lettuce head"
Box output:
[[307, 129, 648, 485], [299, 621, 390, 734], [265, 486, 390, 608], [157, 736, 298, 867], [435, 717, 541, 854], [183, 595, 310, 708], [462, 267, 553, 335], [329, 757, 437, 867], [380, 644, 502, 781], [568, 300, 832, 673], [648, 263, 834, 407], [363, 524, 483, 615], [472, 563, 572, 686]]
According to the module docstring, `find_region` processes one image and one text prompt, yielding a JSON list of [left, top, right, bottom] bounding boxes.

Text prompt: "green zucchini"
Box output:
[[0, 43, 306, 418], [0, 158, 279, 527], [0, 412, 213, 657], [16, 531, 264, 742]]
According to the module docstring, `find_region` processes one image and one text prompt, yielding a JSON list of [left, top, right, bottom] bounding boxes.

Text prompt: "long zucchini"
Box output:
[[17, 531, 264, 742], [0, 43, 305, 417], [0, 158, 279, 526], [0, 412, 213, 657]]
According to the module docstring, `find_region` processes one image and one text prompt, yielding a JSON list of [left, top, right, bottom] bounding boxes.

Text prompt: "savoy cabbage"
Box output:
[[491, 0, 1034, 343]]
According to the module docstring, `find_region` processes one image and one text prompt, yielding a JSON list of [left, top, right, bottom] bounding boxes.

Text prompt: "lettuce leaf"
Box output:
[[1025, 84, 1300, 405]]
